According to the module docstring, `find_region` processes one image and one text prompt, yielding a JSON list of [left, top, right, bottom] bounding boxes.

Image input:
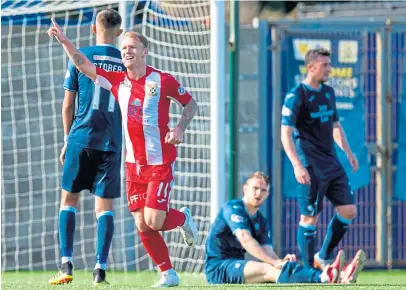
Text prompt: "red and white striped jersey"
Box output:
[[95, 66, 192, 165]]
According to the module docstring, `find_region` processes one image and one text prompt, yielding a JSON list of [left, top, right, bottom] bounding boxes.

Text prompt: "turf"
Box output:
[[2, 270, 406, 290]]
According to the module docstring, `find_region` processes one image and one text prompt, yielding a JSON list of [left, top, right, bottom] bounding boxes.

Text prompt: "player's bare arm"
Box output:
[[165, 98, 198, 145], [177, 98, 198, 131], [333, 121, 359, 172], [263, 245, 296, 262], [60, 90, 76, 165], [281, 125, 311, 184], [47, 18, 96, 81], [234, 229, 279, 267]]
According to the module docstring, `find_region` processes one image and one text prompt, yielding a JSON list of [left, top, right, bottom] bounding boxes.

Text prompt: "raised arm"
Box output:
[[47, 18, 96, 81]]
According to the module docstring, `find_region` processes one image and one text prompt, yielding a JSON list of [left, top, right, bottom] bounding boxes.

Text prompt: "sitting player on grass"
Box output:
[[204, 171, 365, 284]]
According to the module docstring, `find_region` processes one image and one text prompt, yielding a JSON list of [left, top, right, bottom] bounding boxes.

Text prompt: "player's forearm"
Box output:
[[263, 245, 280, 260], [62, 100, 74, 136], [333, 122, 352, 155], [61, 40, 96, 81], [176, 98, 197, 132], [241, 237, 277, 265], [281, 126, 302, 167]]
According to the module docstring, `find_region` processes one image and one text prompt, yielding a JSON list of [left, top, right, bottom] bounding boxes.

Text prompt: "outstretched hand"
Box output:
[[47, 18, 68, 44]]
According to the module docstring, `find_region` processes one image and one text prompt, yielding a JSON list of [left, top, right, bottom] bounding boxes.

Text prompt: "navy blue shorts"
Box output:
[[204, 259, 247, 284], [62, 144, 121, 198], [297, 167, 354, 216]]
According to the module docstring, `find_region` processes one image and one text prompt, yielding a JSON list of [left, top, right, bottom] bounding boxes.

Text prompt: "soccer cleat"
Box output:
[[179, 207, 198, 247], [92, 268, 109, 286], [314, 251, 334, 270], [340, 249, 365, 284], [48, 261, 73, 285], [153, 269, 179, 287], [320, 250, 345, 283]]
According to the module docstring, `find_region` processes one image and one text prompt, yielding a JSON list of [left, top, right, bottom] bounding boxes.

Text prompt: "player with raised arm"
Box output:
[[204, 172, 364, 285], [47, 9, 124, 286], [281, 48, 364, 282], [48, 18, 199, 287]]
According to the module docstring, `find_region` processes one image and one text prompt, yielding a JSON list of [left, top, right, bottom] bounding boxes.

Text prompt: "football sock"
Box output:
[[160, 208, 186, 231], [95, 211, 114, 270], [297, 222, 317, 268], [139, 229, 173, 272], [319, 213, 352, 260], [59, 206, 76, 264]]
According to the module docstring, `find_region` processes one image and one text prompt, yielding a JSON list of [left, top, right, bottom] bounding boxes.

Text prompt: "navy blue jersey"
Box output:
[[281, 82, 343, 179], [64, 44, 125, 152], [205, 199, 272, 261]]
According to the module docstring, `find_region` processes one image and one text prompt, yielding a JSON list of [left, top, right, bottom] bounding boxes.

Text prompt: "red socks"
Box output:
[[139, 229, 173, 272], [160, 208, 186, 231]]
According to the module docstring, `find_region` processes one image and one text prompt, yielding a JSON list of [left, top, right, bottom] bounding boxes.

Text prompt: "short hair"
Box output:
[[305, 48, 331, 65], [96, 9, 122, 29], [124, 31, 149, 49], [245, 171, 270, 186]]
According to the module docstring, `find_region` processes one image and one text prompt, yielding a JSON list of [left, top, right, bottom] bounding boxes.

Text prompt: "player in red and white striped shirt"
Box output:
[[48, 20, 198, 287]]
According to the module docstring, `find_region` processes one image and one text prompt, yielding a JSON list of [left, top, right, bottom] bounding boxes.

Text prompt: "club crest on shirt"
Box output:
[[146, 82, 158, 96], [120, 77, 132, 89]]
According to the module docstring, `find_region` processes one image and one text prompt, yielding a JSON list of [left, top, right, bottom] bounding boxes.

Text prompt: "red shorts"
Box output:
[[126, 162, 174, 212]]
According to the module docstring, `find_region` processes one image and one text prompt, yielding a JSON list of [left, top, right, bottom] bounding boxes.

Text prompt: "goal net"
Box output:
[[1, 0, 211, 272]]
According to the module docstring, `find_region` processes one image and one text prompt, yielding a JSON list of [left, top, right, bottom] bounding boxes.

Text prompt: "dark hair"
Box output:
[[245, 171, 270, 186], [305, 48, 331, 65], [96, 9, 122, 29]]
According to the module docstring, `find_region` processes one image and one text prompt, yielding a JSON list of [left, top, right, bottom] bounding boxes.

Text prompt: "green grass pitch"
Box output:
[[2, 270, 406, 290]]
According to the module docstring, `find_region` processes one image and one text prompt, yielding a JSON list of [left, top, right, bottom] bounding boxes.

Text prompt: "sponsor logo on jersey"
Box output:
[[281, 106, 292, 117], [310, 105, 334, 123], [132, 98, 141, 106], [230, 214, 244, 223], [178, 86, 186, 95], [129, 98, 143, 122], [65, 70, 70, 79]]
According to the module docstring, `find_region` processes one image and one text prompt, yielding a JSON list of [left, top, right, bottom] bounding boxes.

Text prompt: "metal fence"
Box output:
[[267, 17, 406, 268]]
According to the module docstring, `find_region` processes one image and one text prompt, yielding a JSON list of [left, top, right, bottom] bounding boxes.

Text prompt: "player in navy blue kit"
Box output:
[[204, 172, 363, 284], [48, 9, 124, 286], [281, 48, 365, 282]]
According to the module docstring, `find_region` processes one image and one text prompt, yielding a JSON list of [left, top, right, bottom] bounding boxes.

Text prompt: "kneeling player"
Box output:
[[204, 171, 365, 284]]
